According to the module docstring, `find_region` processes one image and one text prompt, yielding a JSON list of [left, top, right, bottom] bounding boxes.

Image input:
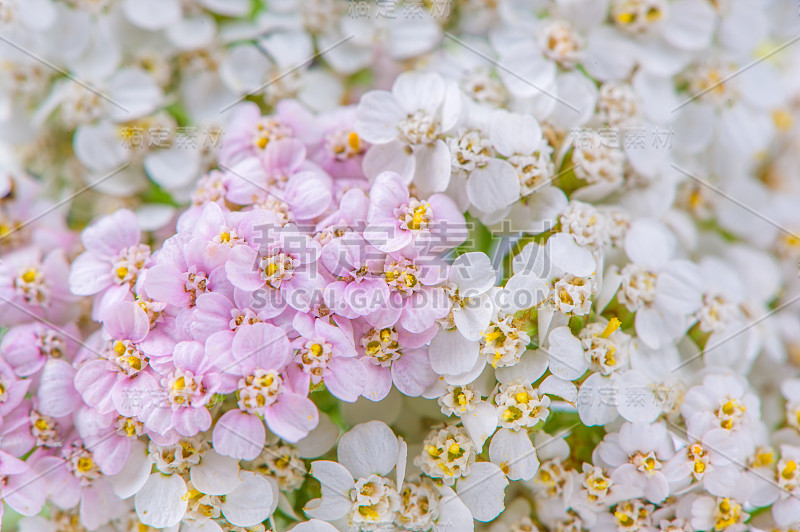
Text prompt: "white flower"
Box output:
[[305, 421, 406, 528], [357, 71, 462, 195], [618, 217, 702, 348], [681, 373, 760, 462], [134, 447, 277, 528], [445, 252, 497, 342], [595, 421, 675, 503]]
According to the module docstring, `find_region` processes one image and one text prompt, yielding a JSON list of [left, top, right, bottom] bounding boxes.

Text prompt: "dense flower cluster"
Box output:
[[3, 0, 800, 531]]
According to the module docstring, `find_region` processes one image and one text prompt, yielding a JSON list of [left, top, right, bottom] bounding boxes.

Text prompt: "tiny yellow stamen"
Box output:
[[601, 317, 621, 338], [348, 132, 360, 151], [76, 457, 93, 472], [772, 109, 793, 132], [782, 460, 798, 479]]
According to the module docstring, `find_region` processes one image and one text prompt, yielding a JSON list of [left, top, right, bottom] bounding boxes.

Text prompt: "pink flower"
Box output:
[[68, 209, 151, 297], [30, 439, 128, 529], [312, 106, 368, 179], [144, 233, 231, 311], [210, 322, 318, 459], [0, 247, 78, 326], [0, 449, 46, 517], [0, 357, 31, 420], [140, 341, 223, 437], [225, 223, 325, 314], [73, 407, 139, 476], [1, 401, 36, 457], [291, 312, 366, 402], [73, 301, 160, 422], [364, 171, 466, 253], [1, 321, 80, 377], [365, 249, 451, 334], [218, 100, 318, 168], [321, 232, 389, 320], [356, 322, 438, 401]]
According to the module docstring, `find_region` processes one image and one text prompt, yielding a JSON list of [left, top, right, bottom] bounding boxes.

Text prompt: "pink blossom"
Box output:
[[225, 223, 325, 314], [291, 312, 366, 402], [1, 322, 80, 377], [73, 301, 160, 422], [0, 247, 78, 326], [140, 340, 223, 437], [210, 322, 317, 458], [68, 209, 150, 298], [364, 171, 466, 253]]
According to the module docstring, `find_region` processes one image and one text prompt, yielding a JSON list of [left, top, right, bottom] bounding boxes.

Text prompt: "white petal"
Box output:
[[362, 141, 415, 183], [490, 110, 542, 157], [539, 375, 578, 403], [144, 147, 201, 190], [467, 159, 520, 213], [435, 490, 475, 531], [167, 14, 217, 50], [74, 121, 127, 172], [495, 349, 548, 384], [135, 474, 188, 528], [199, 0, 251, 16], [456, 462, 508, 522], [548, 72, 598, 130], [392, 71, 444, 115], [429, 328, 480, 376], [123, 0, 181, 30], [451, 252, 496, 295], [305, 461, 353, 521], [295, 413, 339, 459], [289, 520, 340, 532], [615, 370, 661, 423], [190, 450, 242, 496], [508, 186, 568, 234], [396, 437, 407, 489], [107, 68, 163, 122], [501, 273, 548, 314], [461, 402, 498, 452], [355, 91, 405, 144], [221, 472, 276, 527], [109, 440, 153, 499], [337, 421, 398, 478], [660, 0, 716, 51], [624, 218, 675, 270], [577, 373, 619, 426], [219, 44, 272, 94], [547, 233, 596, 277], [489, 428, 539, 481], [413, 140, 451, 195], [546, 326, 588, 381]]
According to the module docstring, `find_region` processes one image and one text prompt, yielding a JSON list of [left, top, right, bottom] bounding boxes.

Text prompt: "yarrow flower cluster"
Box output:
[[3, 0, 800, 531]]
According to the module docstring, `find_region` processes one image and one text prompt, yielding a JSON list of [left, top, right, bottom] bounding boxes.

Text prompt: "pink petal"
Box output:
[[68, 252, 113, 296], [213, 410, 265, 460], [391, 348, 437, 396], [324, 357, 366, 402], [104, 301, 150, 342], [360, 361, 392, 402], [265, 393, 319, 443], [225, 245, 265, 291], [37, 359, 80, 418], [81, 209, 140, 259], [172, 407, 212, 437], [74, 360, 117, 413], [232, 323, 291, 372]]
